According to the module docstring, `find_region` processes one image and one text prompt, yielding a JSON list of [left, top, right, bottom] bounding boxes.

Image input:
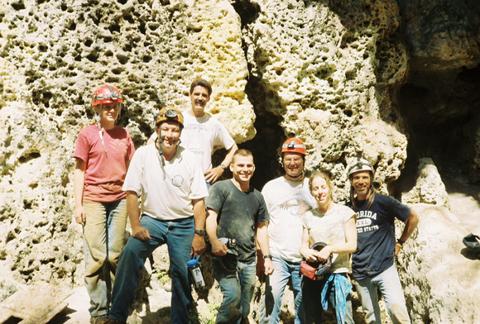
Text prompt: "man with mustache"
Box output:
[[106, 108, 208, 323], [149, 79, 238, 184]]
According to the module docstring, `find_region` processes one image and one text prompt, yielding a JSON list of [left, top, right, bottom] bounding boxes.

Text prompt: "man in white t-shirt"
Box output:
[[107, 108, 208, 323], [149, 79, 238, 184], [260, 137, 316, 324]]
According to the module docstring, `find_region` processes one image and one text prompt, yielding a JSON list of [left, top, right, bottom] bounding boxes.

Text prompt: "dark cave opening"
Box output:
[[231, 0, 286, 191], [239, 76, 286, 190], [394, 64, 480, 195]]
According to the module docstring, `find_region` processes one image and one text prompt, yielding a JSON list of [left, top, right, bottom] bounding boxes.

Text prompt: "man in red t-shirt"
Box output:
[[73, 84, 135, 323]]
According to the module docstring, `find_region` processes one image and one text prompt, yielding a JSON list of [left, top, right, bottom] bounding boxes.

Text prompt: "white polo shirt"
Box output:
[[123, 144, 208, 220]]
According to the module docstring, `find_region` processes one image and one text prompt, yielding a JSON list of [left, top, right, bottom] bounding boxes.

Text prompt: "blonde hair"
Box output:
[[232, 148, 254, 163], [309, 170, 334, 202]]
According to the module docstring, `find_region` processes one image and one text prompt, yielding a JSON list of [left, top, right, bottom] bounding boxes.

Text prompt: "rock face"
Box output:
[[398, 205, 480, 324], [403, 158, 449, 207], [0, 0, 253, 287], [397, 0, 480, 183], [400, 0, 480, 71], [243, 0, 409, 197], [1, 0, 480, 323]]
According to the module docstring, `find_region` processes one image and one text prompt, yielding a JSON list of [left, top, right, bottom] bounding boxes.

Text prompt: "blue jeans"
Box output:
[[109, 215, 194, 323], [83, 199, 127, 317], [213, 258, 257, 324], [354, 264, 410, 324], [302, 274, 354, 324], [261, 256, 303, 324]]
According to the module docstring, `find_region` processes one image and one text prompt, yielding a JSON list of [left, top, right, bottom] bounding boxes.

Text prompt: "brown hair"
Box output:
[[309, 170, 334, 202], [190, 78, 212, 96], [349, 173, 376, 209], [232, 148, 254, 163]]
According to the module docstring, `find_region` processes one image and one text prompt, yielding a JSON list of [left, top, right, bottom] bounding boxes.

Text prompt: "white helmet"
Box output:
[[347, 158, 374, 178]]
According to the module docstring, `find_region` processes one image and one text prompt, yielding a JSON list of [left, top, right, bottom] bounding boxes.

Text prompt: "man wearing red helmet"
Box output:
[[259, 137, 316, 324], [73, 84, 135, 323]]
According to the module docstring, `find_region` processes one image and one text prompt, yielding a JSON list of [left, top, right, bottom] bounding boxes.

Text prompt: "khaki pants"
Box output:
[[83, 199, 127, 317]]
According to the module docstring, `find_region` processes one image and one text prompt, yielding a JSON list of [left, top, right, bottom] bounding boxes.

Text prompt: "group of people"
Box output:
[[73, 79, 419, 324]]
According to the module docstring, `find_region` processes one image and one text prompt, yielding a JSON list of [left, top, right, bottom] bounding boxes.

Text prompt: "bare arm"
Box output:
[[204, 142, 238, 184], [127, 191, 151, 241], [73, 158, 86, 225], [191, 198, 206, 256], [316, 215, 357, 262], [395, 209, 419, 255], [301, 214, 357, 262], [220, 142, 238, 169], [206, 208, 228, 256], [256, 221, 274, 275], [300, 227, 317, 262]]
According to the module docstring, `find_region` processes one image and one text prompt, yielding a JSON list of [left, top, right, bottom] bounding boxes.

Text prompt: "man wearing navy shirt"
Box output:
[[348, 158, 418, 324]]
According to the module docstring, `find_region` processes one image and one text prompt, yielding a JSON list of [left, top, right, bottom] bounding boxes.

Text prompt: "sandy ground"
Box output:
[[52, 276, 219, 323], [443, 176, 480, 234]]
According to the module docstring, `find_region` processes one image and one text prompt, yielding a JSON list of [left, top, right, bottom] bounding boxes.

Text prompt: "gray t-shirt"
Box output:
[[207, 179, 269, 263]]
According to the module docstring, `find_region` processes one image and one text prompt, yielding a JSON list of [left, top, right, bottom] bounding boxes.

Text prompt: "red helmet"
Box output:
[[91, 84, 124, 107], [281, 137, 307, 156]]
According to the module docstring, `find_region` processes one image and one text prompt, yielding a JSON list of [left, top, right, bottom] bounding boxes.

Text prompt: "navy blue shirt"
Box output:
[[207, 179, 269, 263], [350, 194, 410, 280]]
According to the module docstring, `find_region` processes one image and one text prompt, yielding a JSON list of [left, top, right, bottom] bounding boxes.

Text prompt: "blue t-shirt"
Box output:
[[350, 194, 410, 280], [206, 179, 269, 263]]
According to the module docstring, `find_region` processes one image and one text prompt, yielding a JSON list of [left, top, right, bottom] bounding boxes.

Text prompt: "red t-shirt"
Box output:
[[74, 124, 135, 202]]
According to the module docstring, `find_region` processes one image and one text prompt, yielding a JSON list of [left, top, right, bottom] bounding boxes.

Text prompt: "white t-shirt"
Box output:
[[261, 176, 317, 262], [302, 203, 355, 273], [122, 144, 208, 220], [149, 111, 235, 172]]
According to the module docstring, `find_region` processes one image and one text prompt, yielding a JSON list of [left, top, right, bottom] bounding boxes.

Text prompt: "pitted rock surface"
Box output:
[[1, 0, 480, 323]]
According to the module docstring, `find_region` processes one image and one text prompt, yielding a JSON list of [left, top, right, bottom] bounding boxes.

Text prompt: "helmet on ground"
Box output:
[[347, 158, 374, 178], [92, 84, 124, 107], [155, 107, 184, 129], [281, 137, 307, 156]]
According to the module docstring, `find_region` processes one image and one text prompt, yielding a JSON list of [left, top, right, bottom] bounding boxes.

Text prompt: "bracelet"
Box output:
[[397, 239, 405, 246], [263, 254, 272, 260], [194, 229, 206, 237]]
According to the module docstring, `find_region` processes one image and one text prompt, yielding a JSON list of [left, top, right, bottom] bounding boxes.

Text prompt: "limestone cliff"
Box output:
[[1, 0, 479, 323]]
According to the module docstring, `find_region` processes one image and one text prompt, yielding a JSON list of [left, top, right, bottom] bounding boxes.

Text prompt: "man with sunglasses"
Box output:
[[106, 107, 208, 323], [348, 158, 418, 324]]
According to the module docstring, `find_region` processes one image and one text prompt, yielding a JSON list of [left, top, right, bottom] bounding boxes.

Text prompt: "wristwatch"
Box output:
[[397, 239, 405, 246], [194, 229, 206, 237]]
